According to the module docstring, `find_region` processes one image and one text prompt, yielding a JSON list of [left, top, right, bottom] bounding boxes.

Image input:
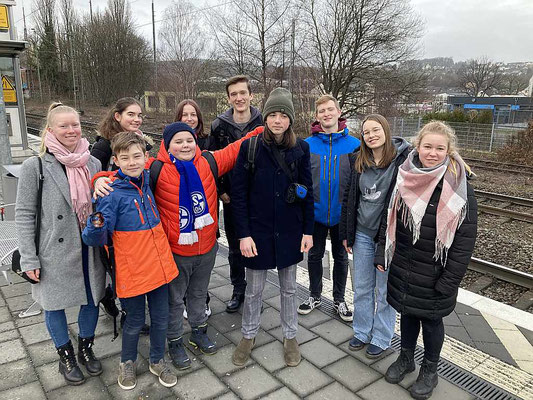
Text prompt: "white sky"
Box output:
[[11, 0, 533, 63]]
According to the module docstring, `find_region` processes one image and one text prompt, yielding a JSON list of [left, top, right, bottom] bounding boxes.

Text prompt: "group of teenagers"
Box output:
[[15, 75, 477, 400]]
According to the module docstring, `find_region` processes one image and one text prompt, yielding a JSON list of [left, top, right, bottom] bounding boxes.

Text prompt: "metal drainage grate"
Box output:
[[389, 336, 519, 400]]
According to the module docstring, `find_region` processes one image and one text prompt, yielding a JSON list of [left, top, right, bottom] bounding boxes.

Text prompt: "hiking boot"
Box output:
[[150, 359, 177, 388], [297, 296, 321, 315], [77, 336, 102, 376], [348, 336, 366, 351], [168, 337, 191, 370], [283, 337, 301, 367], [366, 344, 385, 359], [57, 341, 85, 385], [410, 358, 438, 399], [385, 348, 416, 384], [232, 337, 255, 366], [334, 301, 353, 322], [189, 324, 217, 355], [226, 294, 244, 313], [117, 360, 136, 390]]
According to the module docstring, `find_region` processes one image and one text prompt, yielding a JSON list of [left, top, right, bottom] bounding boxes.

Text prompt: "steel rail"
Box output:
[[474, 190, 533, 208], [475, 190, 533, 223], [468, 257, 533, 289], [464, 157, 533, 177]]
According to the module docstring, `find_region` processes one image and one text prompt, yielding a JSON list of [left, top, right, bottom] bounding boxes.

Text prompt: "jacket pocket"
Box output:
[[310, 153, 322, 203], [338, 154, 351, 205]]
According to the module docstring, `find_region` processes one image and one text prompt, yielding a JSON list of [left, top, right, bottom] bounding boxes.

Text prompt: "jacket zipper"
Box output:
[[133, 199, 145, 224], [327, 135, 332, 225], [147, 195, 158, 219], [323, 156, 326, 180], [333, 155, 337, 180]]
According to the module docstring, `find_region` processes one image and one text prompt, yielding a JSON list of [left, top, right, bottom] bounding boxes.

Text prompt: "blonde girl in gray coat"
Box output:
[[16, 103, 106, 386]]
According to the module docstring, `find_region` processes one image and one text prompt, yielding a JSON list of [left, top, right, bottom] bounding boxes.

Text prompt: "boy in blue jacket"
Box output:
[[83, 132, 178, 391], [298, 95, 360, 321]]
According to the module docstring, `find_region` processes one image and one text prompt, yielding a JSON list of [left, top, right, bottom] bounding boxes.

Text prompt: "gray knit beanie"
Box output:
[[263, 87, 295, 124]]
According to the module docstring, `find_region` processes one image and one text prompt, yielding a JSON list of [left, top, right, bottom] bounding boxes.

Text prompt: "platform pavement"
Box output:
[[0, 254, 481, 400]]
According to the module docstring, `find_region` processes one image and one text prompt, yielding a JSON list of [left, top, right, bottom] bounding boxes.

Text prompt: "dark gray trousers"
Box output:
[[167, 243, 218, 339]]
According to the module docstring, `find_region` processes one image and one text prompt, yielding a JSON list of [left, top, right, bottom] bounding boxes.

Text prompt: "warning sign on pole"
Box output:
[[2, 76, 17, 103], [0, 5, 8, 30]]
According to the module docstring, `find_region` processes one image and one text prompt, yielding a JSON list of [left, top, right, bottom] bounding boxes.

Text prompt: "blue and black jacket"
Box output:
[[305, 118, 360, 227]]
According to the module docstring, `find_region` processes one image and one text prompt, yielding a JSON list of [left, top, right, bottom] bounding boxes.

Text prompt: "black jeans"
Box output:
[[307, 222, 348, 302], [400, 314, 444, 362], [223, 204, 247, 296]]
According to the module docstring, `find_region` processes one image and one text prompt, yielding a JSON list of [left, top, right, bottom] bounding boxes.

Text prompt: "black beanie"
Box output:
[[263, 87, 295, 124], [163, 122, 196, 151]]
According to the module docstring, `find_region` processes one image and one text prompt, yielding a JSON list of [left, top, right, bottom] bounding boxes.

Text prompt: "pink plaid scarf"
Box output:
[[384, 150, 468, 268], [45, 133, 92, 229]]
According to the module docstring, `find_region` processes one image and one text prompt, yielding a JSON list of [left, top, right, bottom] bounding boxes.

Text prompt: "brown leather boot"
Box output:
[[283, 337, 301, 367], [232, 337, 255, 366]]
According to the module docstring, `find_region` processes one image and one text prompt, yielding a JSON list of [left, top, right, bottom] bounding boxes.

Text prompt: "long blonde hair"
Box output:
[[414, 121, 473, 176], [39, 102, 79, 156]]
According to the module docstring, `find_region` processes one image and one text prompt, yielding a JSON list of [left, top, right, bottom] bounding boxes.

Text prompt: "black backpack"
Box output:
[[149, 151, 218, 193]]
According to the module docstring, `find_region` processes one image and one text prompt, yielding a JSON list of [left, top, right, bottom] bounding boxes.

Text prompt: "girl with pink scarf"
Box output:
[[16, 103, 106, 386], [376, 121, 477, 399]]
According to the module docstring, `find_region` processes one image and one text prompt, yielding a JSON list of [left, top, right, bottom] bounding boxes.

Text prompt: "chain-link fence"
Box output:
[[347, 117, 527, 152]]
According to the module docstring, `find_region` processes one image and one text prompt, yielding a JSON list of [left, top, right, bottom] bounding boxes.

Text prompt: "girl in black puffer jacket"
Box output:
[[375, 121, 477, 400]]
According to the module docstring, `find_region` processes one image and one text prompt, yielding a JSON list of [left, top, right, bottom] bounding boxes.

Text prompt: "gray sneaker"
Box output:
[[117, 360, 136, 390], [149, 359, 177, 388]]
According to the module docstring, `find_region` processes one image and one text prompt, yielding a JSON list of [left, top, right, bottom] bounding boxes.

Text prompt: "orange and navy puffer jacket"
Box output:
[[82, 170, 178, 298], [153, 126, 264, 256]]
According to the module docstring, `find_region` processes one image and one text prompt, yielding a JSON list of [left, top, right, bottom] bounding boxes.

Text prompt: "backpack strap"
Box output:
[[246, 136, 259, 175], [149, 160, 163, 193], [201, 151, 218, 180]]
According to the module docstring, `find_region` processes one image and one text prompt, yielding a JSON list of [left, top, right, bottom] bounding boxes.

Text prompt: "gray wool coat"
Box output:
[[15, 153, 106, 311]]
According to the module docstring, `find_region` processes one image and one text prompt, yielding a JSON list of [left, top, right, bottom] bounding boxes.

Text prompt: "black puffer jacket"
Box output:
[[374, 180, 478, 319]]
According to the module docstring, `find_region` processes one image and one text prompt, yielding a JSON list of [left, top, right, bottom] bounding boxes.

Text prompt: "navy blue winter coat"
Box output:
[[231, 134, 314, 270]]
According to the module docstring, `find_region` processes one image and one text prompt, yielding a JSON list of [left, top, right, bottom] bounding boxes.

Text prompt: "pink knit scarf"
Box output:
[[44, 132, 92, 229], [384, 150, 468, 268]]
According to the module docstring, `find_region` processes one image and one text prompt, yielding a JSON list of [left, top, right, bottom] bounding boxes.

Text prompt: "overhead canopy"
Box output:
[[0, 40, 27, 55]]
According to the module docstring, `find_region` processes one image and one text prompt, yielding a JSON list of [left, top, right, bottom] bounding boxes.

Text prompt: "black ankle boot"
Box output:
[[78, 336, 102, 376], [410, 358, 438, 399], [57, 341, 85, 385], [385, 348, 416, 384]]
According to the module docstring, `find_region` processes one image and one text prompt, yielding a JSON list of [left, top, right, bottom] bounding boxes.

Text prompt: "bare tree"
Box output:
[[301, 0, 423, 115], [498, 72, 530, 95], [158, 0, 216, 101], [210, 0, 293, 97], [457, 57, 502, 97]]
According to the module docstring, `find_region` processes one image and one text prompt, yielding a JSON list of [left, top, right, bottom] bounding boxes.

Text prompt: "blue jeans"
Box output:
[[352, 231, 396, 350], [45, 244, 99, 348], [120, 283, 169, 363]]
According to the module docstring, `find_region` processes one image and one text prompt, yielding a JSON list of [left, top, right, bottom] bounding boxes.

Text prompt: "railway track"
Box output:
[[464, 157, 533, 177], [475, 190, 533, 223], [467, 258, 533, 311], [25, 113, 162, 138]]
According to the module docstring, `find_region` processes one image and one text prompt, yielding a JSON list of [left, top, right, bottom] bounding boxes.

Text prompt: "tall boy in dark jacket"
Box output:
[[210, 75, 263, 312], [298, 95, 360, 321]]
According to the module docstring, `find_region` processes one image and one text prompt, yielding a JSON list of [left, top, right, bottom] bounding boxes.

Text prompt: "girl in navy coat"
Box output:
[[230, 88, 314, 368]]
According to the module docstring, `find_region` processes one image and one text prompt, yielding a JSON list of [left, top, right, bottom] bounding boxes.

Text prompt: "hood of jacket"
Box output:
[[310, 118, 348, 135], [218, 106, 262, 130], [392, 136, 411, 159]]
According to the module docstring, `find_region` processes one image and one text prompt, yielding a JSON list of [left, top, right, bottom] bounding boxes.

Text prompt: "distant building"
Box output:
[[447, 96, 533, 124]]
